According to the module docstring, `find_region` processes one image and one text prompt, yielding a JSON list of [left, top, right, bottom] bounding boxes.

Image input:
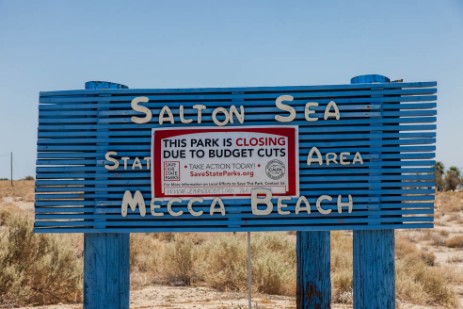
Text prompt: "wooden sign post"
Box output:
[[351, 74, 395, 308], [83, 81, 130, 309], [35, 76, 436, 308], [296, 231, 331, 308]]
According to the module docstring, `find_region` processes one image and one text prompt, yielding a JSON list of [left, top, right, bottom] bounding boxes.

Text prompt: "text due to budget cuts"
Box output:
[[152, 126, 299, 198]]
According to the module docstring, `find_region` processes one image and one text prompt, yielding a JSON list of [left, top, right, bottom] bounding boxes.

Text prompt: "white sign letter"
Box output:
[[275, 95, 296, 123], [324, 101, 340, 120], [212, 107, 230, 126], [131, 96, 151, 124], [352, 152, 364, 165], [295, 196, 311, 214], [307, 147, 323, 166], [229, 105, 245, 124], [105, 151, 119, 170], [277, 196, 291, 215], [150, 198, 164, 217], [167, 198, 183, 216], [179, 105, 193, 124], [121, 190, 146, 217], [337, 195, 353, 213], [251, 189, 273, 215], [159, 106, 174, 125], [210, 198, 226, 216], [193, 104, 206, 124], [305, 102, 319, 122], [316, 195, 332, 215], [188, 197, 204, 216]]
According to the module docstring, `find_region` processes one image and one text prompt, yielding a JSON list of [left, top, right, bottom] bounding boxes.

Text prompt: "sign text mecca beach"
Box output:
[[35, 81, 436, 232]]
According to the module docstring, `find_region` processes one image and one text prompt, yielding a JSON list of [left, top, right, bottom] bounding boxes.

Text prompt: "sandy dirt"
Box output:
[[16, 285, 440, 309], [18, 285, 295, 309]]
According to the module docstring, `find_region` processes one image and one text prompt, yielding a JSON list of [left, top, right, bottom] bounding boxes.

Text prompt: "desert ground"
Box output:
[[1, 180, 462, 309]]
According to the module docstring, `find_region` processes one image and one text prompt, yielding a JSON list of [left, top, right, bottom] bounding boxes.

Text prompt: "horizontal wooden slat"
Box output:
[[39, 85, 437, 102]]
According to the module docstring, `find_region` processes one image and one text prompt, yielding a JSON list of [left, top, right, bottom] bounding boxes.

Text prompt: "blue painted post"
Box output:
[[296, 231, 331, 308], [84, 234, 130, 308], [351, 74, 395, 309], [83, 81, 130, 309], [353, 230, 395, 308]]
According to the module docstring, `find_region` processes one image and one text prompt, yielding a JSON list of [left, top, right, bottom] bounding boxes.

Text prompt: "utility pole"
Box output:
[[10, 152, 13, 186]]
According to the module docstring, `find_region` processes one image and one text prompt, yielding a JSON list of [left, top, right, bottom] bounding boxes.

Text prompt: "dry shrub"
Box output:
[[196, 234, 248, 292], [396, 258, 457, 307], [396, 235, 436, 266], [435, 219, 447, 227], [446, 213, 462, 223], [162, 234, 197, 286], [151, 232, 175, 242], [251, 233, 295, 295], [130, 234, 164, 288], [441, 267, 463, 286], [198, 233, 295, 294], [447, 255, 463, 264], [419, 249, 437, 267], [131, 233, 296, 295], [439, 229, 450, 237], [0, 212, 82, 307], [445, 235, 463, 248], [416, 229, 448, 246], [130, 231, 458, 307], [130, 233, 209, 288], [395, 236, 458, 307]]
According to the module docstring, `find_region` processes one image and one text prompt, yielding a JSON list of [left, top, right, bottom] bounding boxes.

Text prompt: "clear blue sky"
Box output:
[[0, 0, 462, 179]]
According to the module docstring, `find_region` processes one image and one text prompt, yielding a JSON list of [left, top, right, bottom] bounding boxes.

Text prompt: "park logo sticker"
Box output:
[[265, 159, 286, 180]]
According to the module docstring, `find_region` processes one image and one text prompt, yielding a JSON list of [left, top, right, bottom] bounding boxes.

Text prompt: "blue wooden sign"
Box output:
[[35, 80, 436, 233]]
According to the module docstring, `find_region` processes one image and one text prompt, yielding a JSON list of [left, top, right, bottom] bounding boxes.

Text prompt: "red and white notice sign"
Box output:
[[152, 126, 299, 199]]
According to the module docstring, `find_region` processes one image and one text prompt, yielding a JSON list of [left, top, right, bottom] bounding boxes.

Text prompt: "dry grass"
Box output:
[[408, 229, 449, 246], [0, 180, 35, 202], [130, 234, 164, 288], [329, 233, 456, 306], [196, 234, 249, 292], [445, 235, 463, 248], [251, 233, 295, 295], [396, 235, 436, 266], [331, 232, 353, 304], [446, 213, 462, 223], [0, 209, 82, 307], [395, 235, 458, 307], [130, 231, 458, 307], [447, 255, 463, 264], [130, 233, 296, 296], [441, 266, 463, 286], [435, 191, 463, 213], [162, 233, 197, 286]]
